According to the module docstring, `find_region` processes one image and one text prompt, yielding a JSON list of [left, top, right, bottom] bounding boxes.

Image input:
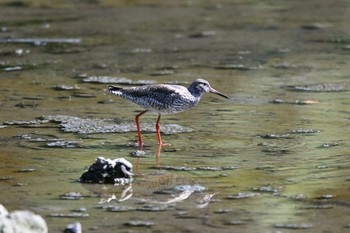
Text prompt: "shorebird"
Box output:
[[106, 79, 229, 147]]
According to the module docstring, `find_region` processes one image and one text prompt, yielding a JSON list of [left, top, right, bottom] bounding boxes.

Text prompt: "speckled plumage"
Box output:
[[106, 79, 228, 146]]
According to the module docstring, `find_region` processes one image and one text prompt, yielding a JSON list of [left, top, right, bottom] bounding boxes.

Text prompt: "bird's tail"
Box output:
[[106, 85, 123, 96]]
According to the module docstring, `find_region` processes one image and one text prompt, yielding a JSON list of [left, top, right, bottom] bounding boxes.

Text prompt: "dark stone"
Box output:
[[80, 157, 133, 184]]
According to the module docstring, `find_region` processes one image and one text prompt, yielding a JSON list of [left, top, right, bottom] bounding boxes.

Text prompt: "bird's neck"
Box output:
[[188, 86, 204, 99]]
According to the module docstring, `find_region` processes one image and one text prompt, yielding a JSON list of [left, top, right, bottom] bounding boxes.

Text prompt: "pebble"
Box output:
[[42, 115, 193, 134], [60, 192, 85, 200], [284, 83, 349, 92], [150, 69, 174, 76], [226, 220, 246, 225], [64, 222, 82, 233], [16, 168, 36, 173], [214, 64, 251, 70], [46, 141, 79, 148], [102, 205, 136, 212], [288, 128, 320, 134], [53, 85, 80, 90], [227, 192, 261, 199], [124, 220, 155, 227], [274, 223, 312, 229], [136, 205, 168, 212], [252, 186, 283, 193], [50, 213, 89, 218], [316, 194, 334, 199], [259, 133, 291, 139]]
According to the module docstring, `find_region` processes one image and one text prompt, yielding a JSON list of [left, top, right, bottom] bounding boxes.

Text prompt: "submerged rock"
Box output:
[[123, 220, 154, 227], [214, 64, 252, 70], [80, 157, 133, 184], [64, 222, 82, 233], [270, 99, 319, 105], [42, 115, 193, 134], [274, 223, 312, 229], [284, 83, 349, 92], [60, 192, 85, 200], [53, 85, 80, 90], [258, 133, 291, 139], [227, 192, 261, 199], [288, 128, 320, 134], [0, 204, 48, 233], [81, 76, 156, 85], [252, 186, 283, 193]]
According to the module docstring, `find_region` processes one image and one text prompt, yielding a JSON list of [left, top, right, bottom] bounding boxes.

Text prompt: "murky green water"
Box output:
[[1, 1, 349, 232]]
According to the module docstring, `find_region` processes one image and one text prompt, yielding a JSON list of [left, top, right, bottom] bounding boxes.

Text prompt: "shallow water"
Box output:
[[0, 1, 349, 232]]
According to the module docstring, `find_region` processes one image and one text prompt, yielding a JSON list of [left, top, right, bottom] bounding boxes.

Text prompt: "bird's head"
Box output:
[[190, 79, 229, 99]]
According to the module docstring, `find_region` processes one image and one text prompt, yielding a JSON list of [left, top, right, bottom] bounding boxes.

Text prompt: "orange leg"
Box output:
[[135, 110, 147, 147], [155, 115, 163, 145], [156, 115, 170, 146]]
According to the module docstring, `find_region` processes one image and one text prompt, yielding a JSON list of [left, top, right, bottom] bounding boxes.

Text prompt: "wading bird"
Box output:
[[107, 79, 229, 147]]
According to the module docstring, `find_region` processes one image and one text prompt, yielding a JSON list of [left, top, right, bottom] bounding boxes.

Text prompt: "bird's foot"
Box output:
[[135, 141, 145, 149], [158, 142, 171, 147]]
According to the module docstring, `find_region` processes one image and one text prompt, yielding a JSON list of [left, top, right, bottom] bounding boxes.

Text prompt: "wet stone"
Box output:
[[136, 205, 168, 212], [15, 101, 38, 108], [150, 69, 174, 76], [320, 142, 339, 148], [16, 168, 36, 173], [258, 133, 291, 139], [64, 222, 82, 233], [214, 64, 252, 70], [274, 223, 313, 229], [124, 220, 155, 227], [0, 176, 12, 181], [270, 99, 319, 105], [132, 48, 152, 53], [284, 83, 349, 92], [174, 184, 206, 192], [189, 30, 216, 38], [0, 37, 81, 45], [272, 62, 300, 69], [102, 205, 136, 212], [0, 204, 48, 233], [316, 194, 334, 199], [154, 166, 195, 171], [197, 166, 239, 171], [15, 133, 61, 142], [252, 186, 283, 193], [74, 207, 87, 212], [226, 220, 246, 225], [80, 157, 133, 184], [42, 115, 192, 134], [287, 194, 306, 200], [53, 85, 80, 90], [72, 92, 96, 98], [301, 23, 331, 30], [3, 119, 48, 126], [288, 128, 320, 134], [60, 192, 85, 200], [130, 150, 147, 157], [227, 192, 261, 199], [301, 205, 333, 209], [213, 209, 233, 214], [46, 141, 79, 148], [50, 212, 89, 218], [82, 76, 132, 84]]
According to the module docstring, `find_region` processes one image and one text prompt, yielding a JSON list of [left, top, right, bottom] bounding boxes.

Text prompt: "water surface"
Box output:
[[0, 1, 349, 232]]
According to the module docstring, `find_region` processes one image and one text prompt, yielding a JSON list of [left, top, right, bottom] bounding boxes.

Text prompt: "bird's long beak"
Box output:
[[209, 87, 229, 99]]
